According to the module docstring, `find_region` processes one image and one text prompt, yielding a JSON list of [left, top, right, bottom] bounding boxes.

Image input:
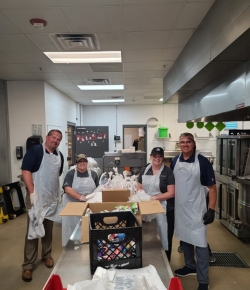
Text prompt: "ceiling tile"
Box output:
[[153, 70, 168, 78], [61, 7, 121, 33], [123, 49, 164, 62], [175, 2, 214, 29], [123, 31, 171, 49], [57, 0, 120, 6], [0, 14, 21, 33], [124, 62, 157, 72], [160, 47, 184, 60], [150, 78, 163, 84], [125, 84, 149, 90], [2, 51, 54, 63], [122, 3, 183, 32], [122, 0, 184, 4], [0, 63, 28, 73], [166, 29, 194, 47], [124, 71, 154, 78], [0, 0, 56, 8], [94, 72, 124, 79], [55, 64, 93, 73], [64, 71, 96, 80], [21, 63, 61, 73], [156, 60, 174, 71], [0, 34, 39, 52], [125, 78, 151, 84]]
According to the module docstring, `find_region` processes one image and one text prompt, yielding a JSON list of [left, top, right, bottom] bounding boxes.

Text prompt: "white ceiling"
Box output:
[[0, 0, 215, 105]]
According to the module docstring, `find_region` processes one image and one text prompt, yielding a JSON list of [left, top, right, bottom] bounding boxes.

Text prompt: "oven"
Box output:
[[216, 136, 250, 177]]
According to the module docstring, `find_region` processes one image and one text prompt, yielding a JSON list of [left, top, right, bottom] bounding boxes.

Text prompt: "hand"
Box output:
[[79, 195, 86, 202], [203, 208, 215, 225], [150, 196, 157, 201], [30, 193, 34, 206]]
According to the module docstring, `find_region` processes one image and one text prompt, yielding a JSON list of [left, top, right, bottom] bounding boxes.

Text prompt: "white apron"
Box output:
[[174, 152, 207, 247], [142, 164, 168, 250], [32, 143, 61, 221], [62, 168, 96, 246]]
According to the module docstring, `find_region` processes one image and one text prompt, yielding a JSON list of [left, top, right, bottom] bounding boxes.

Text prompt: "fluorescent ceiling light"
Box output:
[[43, 51, 122, 63], [92, 99, 124, 103], [159, 98, 163, 101], [78, 85, 124, 90]]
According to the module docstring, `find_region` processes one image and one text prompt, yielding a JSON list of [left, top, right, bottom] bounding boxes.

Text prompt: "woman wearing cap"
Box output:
[[61, 154, 99, 246], [137, 147, 175, 261]]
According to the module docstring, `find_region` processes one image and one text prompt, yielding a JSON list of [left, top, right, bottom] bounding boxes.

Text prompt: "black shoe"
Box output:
[[198, 283, 209, 290], [175, 266, 197, 277], [177, 245, 184, 253], [209, 254, 216, 263]]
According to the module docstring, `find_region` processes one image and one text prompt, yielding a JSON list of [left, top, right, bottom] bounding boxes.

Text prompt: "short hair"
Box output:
[[47, 129, 63, 139], [179, 132, 195, 141], [179, 132, 196, 150]]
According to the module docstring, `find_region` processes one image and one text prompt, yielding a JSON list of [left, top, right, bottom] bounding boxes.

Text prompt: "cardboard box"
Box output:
[[59, 200, 165, 243], [102, 189, 130, 202]]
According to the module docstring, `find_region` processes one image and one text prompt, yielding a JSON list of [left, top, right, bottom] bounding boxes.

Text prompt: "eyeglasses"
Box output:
[[180, 140, 193, 145]]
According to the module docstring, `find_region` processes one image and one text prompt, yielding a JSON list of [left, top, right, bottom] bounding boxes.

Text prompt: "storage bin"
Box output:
[[89, 211, 142, 274], [158, 127, 168, 138]]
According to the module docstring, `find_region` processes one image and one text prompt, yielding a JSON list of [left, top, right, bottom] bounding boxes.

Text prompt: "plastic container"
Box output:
[[89, 211, 142, 274], [158, 127, 168, 138]]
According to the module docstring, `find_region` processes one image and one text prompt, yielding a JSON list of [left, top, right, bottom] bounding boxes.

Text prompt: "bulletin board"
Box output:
[[75, 126, 109, 158]]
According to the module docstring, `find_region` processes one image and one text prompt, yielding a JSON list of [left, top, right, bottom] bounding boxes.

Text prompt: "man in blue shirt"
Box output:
[[171, 132, 217, 290], [21, 129, 64, 282]]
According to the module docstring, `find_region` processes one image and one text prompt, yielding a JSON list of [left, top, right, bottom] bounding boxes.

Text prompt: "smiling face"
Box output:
[[150, 154, 164, 167], [76, 159, 88, 173], [179, 135, 196, 158], [45, 131, 62, 152]]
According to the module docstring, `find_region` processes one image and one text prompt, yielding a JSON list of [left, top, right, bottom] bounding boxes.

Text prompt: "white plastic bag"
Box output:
[[28, 206, 45, 239]]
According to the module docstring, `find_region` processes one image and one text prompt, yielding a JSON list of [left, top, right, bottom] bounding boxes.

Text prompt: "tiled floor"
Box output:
[[0, 213, 250, 290], [170, 219, 250, 290]]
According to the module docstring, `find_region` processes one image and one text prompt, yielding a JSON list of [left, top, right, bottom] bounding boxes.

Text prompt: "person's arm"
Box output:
[[137, 182, 143, 191], [22, 170, 34, 194], [207, 184, 217, 210], [150, 184, 175, 201], [64, 186, 86, 202]]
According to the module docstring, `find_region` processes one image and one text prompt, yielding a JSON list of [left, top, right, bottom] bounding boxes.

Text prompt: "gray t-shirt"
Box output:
[[63, 169, 99, 188]]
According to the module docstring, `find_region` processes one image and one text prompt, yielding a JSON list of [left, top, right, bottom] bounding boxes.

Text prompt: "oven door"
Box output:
[[227, 139, 237, 176], [216, 180, 227, 219], [227, 186, 239, 221]]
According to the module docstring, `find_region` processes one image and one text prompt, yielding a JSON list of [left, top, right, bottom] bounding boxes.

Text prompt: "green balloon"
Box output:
[[197, 122, 204, 129], [186, 122, 194, 129]]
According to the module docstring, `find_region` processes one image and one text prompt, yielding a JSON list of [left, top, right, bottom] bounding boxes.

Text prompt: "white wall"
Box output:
[[80, 104, 218, 163], [7, 81, 46, 182], [44, 82, 77, 179], [7, 81, 78, 183]]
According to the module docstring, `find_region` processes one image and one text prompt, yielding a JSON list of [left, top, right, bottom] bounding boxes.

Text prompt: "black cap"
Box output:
[[150, 147, 164, 156]]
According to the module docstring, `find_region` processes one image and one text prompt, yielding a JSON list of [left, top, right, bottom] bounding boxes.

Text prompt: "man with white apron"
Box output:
[[171, 133, 217, 290], [62, 154, 99, 246], [137, 147, 175, 255], [21, 130, 64, 282]]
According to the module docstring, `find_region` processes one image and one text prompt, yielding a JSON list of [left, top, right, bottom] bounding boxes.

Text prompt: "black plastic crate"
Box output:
[[89, 211, 142, 274]]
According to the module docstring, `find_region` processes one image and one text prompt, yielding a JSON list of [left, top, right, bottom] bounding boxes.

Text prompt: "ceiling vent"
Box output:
[[49, 34, 100, 51], [83, 79, 112, 85], [108, 96, 124, 100], [144, 96, 162, 100]]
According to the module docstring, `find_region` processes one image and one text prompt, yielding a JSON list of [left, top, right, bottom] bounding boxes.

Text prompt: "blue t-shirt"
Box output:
[[21, 144, 64, 174], [170, 150, 216, 186]]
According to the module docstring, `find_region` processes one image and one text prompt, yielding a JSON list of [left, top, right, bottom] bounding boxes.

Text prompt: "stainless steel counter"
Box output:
[[43, 221, 173, 289]]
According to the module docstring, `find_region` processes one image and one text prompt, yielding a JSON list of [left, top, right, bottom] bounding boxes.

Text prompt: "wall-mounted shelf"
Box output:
[[195, 133, 214, 139], [155, 133, 171, 139]]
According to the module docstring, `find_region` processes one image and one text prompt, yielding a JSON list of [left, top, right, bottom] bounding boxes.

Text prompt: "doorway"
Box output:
[[123, 125, 147, 153]]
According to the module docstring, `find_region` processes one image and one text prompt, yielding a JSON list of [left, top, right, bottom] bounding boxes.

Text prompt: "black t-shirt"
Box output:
[[63, 169, 99, 188], [138, 164, 175, 211], [21, 144, 64, 174], [170, 151, 216, 186]]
